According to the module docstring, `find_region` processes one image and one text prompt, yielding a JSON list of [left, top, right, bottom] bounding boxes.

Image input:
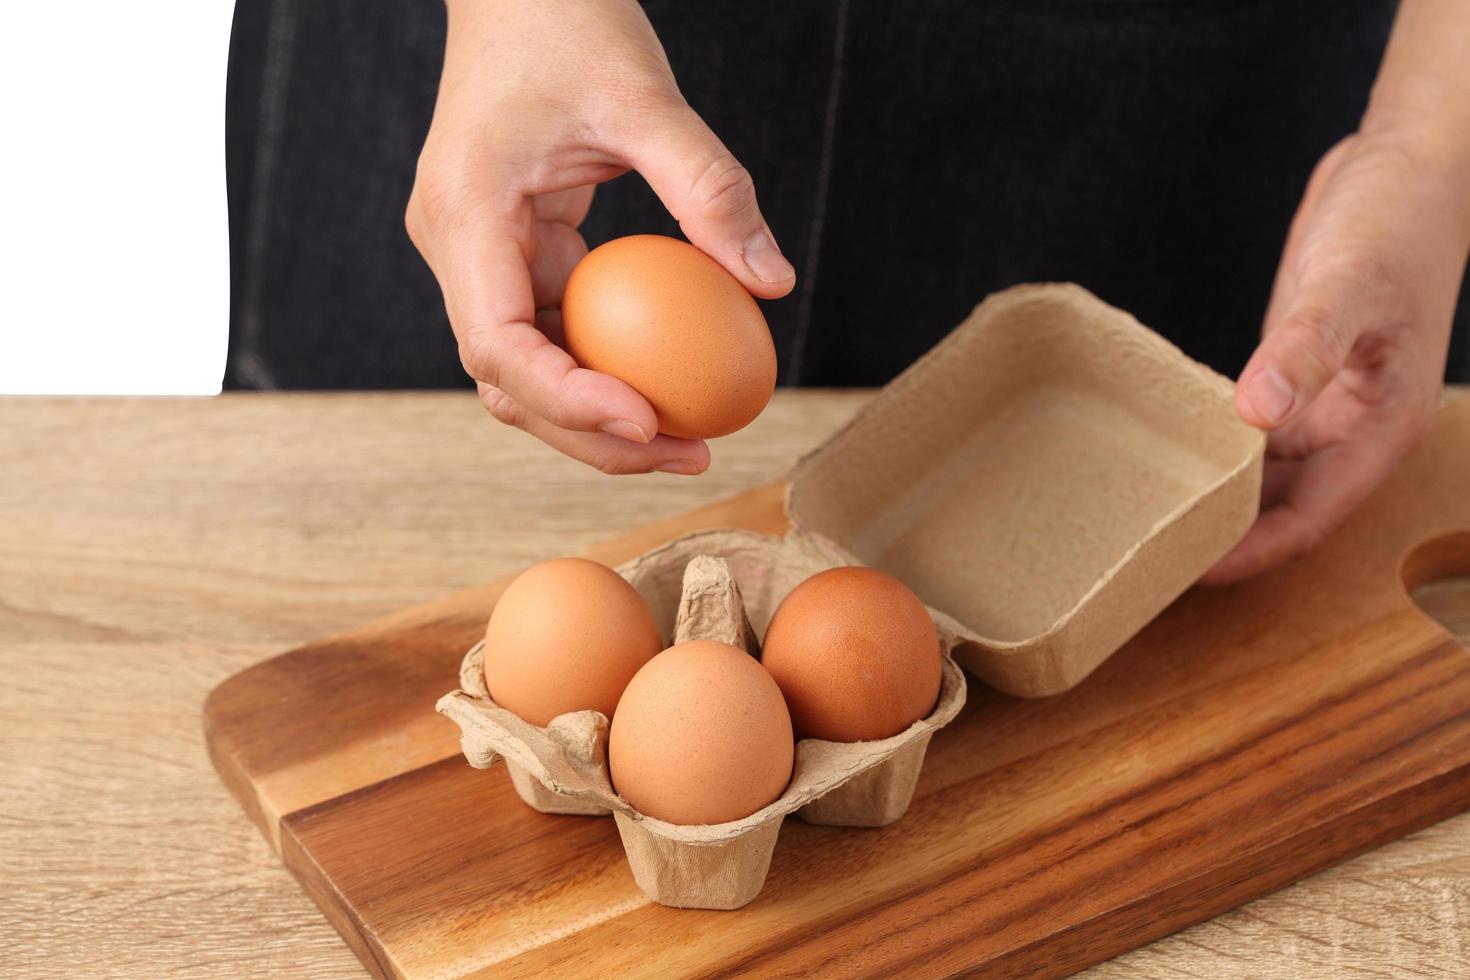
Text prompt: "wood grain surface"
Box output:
[[3, 390, 1469, 978], [210, 397, 1470, 978]]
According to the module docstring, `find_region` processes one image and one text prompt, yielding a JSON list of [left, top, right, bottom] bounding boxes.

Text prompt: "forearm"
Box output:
[[1362, 0, 1470, 221]]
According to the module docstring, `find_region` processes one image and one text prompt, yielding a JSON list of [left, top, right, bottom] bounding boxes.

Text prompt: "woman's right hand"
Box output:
[[406, 0, 795, 475]]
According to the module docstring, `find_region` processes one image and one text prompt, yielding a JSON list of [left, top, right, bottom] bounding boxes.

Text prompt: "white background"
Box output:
[[0, 2, 236, 395]]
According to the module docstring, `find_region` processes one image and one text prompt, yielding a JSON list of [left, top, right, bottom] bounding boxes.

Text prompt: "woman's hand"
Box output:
[[1207, 0, 1470, 584], [1204, 127, 1469, 584], [406, 0, 795, 475]]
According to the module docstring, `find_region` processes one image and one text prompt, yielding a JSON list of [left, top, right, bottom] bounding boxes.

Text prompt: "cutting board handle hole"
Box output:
[[1404, 530, 1470, 646]]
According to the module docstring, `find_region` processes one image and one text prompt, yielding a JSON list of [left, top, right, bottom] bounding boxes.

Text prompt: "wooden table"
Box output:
[[3, 391, 1468, 979]]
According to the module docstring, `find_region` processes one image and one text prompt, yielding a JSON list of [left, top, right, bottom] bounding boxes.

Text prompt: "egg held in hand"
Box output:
[[482, 557, 662, 727], [560, 235, 777, 440], [761, 566, 942, 743], [609, 640, 794, 825]]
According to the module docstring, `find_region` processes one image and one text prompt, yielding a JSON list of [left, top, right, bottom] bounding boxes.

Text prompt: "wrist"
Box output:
[[1359, 101, 1470, 238], [1358, 77, 1470, 230]]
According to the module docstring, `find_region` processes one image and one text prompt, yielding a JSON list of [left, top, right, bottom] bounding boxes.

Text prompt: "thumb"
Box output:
[[1235, 276, 1365, 429], [618, 104, 796, 298]]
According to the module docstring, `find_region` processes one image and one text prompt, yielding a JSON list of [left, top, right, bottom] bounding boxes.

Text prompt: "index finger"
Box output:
[[439, 215, 659, 441]]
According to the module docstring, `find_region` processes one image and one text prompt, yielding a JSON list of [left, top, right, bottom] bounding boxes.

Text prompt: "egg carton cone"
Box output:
[[437, 538, 967, 909]]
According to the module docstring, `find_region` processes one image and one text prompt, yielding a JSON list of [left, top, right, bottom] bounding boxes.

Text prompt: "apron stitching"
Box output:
[[784, 0, 852, 387], [235, 0, 299, 390]]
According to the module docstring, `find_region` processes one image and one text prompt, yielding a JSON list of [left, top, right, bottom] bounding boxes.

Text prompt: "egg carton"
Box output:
[[436, 531, 967, 910], [436, 283, 1266, 908]]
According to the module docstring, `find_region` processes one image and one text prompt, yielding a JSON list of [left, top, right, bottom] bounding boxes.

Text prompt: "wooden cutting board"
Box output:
[[205, 399, 1470, 979]]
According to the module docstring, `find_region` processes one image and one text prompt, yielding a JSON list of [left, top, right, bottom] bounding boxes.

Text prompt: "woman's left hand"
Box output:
[[1204, 128, 1469, 584]]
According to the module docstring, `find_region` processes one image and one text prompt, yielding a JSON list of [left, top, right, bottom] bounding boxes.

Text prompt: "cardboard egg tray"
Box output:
[[438, 541, 968, 910], [438, 283, 1267, 910]]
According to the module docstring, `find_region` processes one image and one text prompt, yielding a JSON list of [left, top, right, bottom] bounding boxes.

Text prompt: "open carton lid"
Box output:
[[784, 283, 1266, 696]]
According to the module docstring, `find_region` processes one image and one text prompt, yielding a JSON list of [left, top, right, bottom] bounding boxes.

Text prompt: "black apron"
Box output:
[[225, 0, 1467, 390]]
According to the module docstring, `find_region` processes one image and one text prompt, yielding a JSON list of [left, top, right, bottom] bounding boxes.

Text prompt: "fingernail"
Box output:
[[599, 419, 650, 444], [741, 229, 795, 283], [1246, 368, 1296, 425], [655, 460, 704, 476]]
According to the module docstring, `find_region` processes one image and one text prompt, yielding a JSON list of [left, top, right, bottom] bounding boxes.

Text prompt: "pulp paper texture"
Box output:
[[672, 555, 761, 653], [786, 283, 1265, 695], [438, 544, 966, 909]]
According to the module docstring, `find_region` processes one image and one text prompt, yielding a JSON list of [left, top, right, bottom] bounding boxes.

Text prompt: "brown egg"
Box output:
[[561, 235, 777, 440], [482, 557, 661, 727], [761, 567, 941, 742], [609, 640, 794, 825]]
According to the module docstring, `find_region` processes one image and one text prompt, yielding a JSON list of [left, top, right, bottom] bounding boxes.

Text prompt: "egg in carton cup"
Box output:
[[438, 544, 968, 910]]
